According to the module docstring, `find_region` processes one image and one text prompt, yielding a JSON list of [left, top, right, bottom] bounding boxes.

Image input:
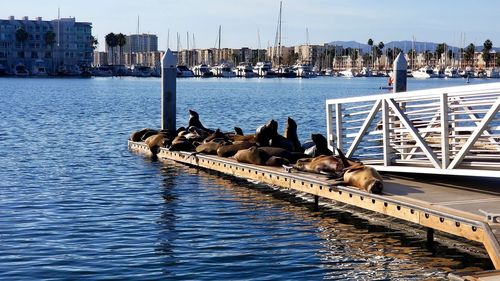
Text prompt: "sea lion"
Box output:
[[144, 134, 167, 159], [168, 135, 195, 151], [265, 156, 290, 167], [217, 141, 256, 157], [303, 134, 333, 157], [234, 127, 244, 135], [188, 110, 214, 133], [284, 117, 302, 152], [129, 128, 158, 142], [343, 164, 383, 194], [233, 146, 270, 165], [255, 119, 278, 147], [293, 155, 345, 176], [231, 134, 256, 142], [193, 140, 229, 155], [203, 128, 229, 143], [258, 147, 309, 164]]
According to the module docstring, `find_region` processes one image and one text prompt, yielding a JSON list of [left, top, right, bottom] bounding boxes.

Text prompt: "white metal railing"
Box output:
[[326, 82, 500, 177]]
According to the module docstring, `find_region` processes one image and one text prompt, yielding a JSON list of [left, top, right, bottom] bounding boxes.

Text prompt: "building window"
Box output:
[[18, 51, 24, 58], [31, 51, 38, 58], [45, 51, 51, 58]]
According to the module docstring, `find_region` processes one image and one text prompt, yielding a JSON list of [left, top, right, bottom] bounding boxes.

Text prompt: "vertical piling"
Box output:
[[426, 227, 434, 249], [314, 195, 319, 211], [161, 49, 177, 131], [393, 52, 407, 93]]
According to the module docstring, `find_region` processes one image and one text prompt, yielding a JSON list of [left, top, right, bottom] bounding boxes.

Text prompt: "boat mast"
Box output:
[[218, 25, 221, 63], [278, 1, 282, 66], [257, 29, 261, 62], [186, 32, 189, 67]]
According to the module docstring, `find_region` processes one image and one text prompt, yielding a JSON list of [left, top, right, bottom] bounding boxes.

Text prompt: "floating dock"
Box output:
[[129, 141, 500, 275]]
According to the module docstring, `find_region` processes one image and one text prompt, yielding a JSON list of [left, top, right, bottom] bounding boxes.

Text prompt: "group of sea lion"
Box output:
[[129, 110, 384, 194]]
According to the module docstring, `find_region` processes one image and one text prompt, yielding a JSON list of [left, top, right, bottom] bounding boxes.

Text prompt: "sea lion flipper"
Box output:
[[329, 180, 346, 186]]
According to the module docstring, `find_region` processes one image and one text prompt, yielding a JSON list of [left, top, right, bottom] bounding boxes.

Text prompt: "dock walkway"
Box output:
[[129, 141, 500, 272]]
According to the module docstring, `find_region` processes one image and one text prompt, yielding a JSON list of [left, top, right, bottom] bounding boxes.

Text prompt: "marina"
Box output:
[[126, 52, 500, 279], [128, 82, 500, 278], [1, 76, 498, 280]]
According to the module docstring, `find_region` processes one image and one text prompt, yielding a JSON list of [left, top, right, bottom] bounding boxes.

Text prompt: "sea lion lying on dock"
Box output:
[[144, 134, 167, 159], [342, 164, 383, 194], [130, 128, 158, 142], [194, 140, 229, 155], [233, 146, 270, 165], [169, 135, 195, 151], [293, 155, 345, 177], [258, 147, 309, 164], [217, 141, 256, 157]]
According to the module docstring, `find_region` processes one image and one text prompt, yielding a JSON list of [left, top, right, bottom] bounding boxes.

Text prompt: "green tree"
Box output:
[[105, 32, 118, 64], [90, 35, 98, 50], [482, 39, 493, 67], [377, 42, 384, 69], [464, 43, 475, 66], [116, 33, 127, 65], [43, 30, 56, 73], [15, 27, 29, 59], [435, 43, 446, 63], [367, 38, 373, 66]]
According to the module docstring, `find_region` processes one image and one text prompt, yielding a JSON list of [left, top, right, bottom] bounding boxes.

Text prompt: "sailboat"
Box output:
[[210, 25, 235, 78], [273, 1, 296, 78]]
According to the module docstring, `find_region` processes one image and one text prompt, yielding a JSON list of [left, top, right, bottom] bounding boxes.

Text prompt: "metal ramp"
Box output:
[[325, 82, 500, 177]]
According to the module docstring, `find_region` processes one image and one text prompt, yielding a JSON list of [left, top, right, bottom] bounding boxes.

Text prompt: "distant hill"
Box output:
[[328, 40, 499, 52]]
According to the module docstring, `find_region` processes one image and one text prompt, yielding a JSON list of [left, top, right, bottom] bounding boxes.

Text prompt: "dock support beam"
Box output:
[[393, 52, 407, 93], [314, 195, 319, 211], [161, 49, 177, 132]]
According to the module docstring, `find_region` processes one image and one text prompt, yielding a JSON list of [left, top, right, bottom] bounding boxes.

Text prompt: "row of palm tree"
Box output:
[[105, 32, 127, 65]]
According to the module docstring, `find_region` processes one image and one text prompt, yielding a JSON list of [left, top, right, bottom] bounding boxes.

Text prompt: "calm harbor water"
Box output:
[[0, 76, 495, 280]]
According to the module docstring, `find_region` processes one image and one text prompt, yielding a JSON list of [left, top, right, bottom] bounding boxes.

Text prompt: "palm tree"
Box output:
[[105, 32, 118, 64], [377, 41, 384, 69], [435, 43, 446, 64], [15, 27, 29, 60], [116, 33, 126, 65], [464, 43, 475, 66], [482, 39, 493, 68], [367, 38, 373, 67], [43, 30, 56, 73], [90, 35, 98, 50]]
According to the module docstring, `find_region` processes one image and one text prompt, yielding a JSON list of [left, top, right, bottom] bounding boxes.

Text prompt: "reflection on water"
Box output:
[[154, 160, 491, 280], [0, 77, 495, 280]]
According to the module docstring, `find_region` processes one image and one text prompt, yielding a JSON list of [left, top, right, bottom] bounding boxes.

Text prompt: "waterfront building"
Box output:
[[93, 51, 108, 66], [121, 34, 158, 53], [0, 16, 93, 74]]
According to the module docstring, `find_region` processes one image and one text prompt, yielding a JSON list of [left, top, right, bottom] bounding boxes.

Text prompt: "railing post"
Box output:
[[382, 99, 391, 166], [335, 103, 343, 151], [326, 103, 334, 151], [440, 93, 450, 169]]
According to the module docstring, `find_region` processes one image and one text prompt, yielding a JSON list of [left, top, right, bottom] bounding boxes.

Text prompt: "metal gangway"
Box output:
[[326, 82, 500, 178]]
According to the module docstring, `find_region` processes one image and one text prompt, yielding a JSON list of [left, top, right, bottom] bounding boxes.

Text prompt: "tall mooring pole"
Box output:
[[393, 51, 407, 93], [161, 49, 177, 132]]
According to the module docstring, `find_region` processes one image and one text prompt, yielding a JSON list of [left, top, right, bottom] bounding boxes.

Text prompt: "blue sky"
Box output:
[[5, 0, 500, 51]]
